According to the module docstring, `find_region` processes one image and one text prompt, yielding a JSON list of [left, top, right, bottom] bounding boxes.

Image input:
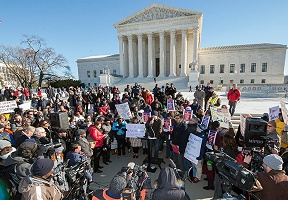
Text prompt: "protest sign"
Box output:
[[280, 101, 288, 124], [269, 105, 279, 121], [19, 101, 31, 111], [0, 101, 17, 113], [163, 118, 171, 132], [126, 124, 145, 138], [183, 109, 193, 123], [206, 130, 217, 150], [211, 107, 230, 129], [240, 114, 247, 137], [115, 102, 132, 120], [167, 99, 175, 111], [201, 115, 210, 130], [184, 133, 203, 165], [143, 112, 151, 123]]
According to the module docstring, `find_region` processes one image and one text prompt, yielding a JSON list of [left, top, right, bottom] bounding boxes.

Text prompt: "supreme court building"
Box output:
[[77, 4, 287, 87]]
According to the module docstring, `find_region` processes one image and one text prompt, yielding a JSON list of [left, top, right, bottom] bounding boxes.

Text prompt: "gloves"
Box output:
[[196, 157, 202, 160], [121, 128, 127, 131]]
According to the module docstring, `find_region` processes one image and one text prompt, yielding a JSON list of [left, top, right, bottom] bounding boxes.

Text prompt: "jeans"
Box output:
[[149, 139, 161, 158], [228, 101, 237, 116]]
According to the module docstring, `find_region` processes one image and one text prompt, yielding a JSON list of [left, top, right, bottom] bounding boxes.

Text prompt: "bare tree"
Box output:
[[0, 45, 37, 89], [22, 35, 69, 88]]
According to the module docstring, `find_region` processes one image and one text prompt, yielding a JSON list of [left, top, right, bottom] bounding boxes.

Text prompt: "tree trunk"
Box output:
[[38, 72, 44, 88]]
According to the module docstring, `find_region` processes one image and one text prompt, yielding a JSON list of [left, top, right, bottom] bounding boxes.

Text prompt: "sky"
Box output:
[[0, 0, 287, 78]]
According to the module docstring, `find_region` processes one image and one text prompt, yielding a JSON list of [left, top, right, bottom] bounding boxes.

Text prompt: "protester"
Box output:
[[227, 83, 241, 116]]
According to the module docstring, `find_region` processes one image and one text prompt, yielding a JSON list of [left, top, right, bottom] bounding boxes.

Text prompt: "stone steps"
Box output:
[[231, 113, 263, 131]]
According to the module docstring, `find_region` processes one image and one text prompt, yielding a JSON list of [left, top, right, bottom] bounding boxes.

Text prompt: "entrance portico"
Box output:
[[114, 4, 202, 78]]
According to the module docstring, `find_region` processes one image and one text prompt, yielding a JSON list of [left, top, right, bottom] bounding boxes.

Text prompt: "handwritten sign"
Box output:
[[126, 124, 145, 138], [0, 101, 18, 113], [269, 105, 279, 121], [184, 133, 203, 165], [163, 118, 171, 132], [183, 110, 193, 123], [280, 101, 288, 124], [167, 99, 175, 111], [211, 107, 231, 129], [115, 102, 132, 120], [240, 114, 247, 137], [206, 130, 217, 150], [143, 112, 151, 123]]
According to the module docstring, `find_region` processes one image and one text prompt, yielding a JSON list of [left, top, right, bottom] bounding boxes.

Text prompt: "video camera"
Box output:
[[38, 141, 62, 157], [205, 151, 256, 192], [118, 162, 151, 200]]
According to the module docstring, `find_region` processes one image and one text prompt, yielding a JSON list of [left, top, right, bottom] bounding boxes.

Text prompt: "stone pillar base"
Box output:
[[188, 70, 199, 88], [99, 74, 111, 86]]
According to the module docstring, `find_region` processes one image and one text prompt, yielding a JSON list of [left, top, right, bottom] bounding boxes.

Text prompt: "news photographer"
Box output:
[[18, 158, 63, 200], [243, 154, 288, 200]]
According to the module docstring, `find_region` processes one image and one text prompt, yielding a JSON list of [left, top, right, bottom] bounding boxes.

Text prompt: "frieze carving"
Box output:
[[119, 7, 195, 25]]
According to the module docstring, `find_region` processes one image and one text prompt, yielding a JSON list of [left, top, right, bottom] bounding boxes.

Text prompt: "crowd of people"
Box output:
[[0, 81, 288, 199]]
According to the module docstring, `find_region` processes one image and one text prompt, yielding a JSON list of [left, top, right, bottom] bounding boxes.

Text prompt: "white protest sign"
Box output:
[[184, 133, 203, 165], [126, 124, 145, 138], [269, 105, 279, 121], [280, 101, 288, 124], [115, 102, 132, 120], [211, 107, 231, 129], [19, 101, 31, 111], [240, 114, 246, 137], [0, 101, 18, 113]]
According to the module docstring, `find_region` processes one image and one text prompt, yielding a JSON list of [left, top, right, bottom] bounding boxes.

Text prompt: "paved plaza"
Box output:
[[89, 93, 287, 199]]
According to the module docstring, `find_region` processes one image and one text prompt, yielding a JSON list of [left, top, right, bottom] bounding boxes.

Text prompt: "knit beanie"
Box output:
[[31, 158, 54, 177], [108, 175, 127, 197], [263, 154, 283, 170]]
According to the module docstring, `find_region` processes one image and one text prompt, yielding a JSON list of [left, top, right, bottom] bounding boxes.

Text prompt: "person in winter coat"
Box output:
[[87, 121, 105, 173], [152, 167, 190, 200], [111, 117, 127, 157], [18, 158, 63, 200], [227, 83, 241, 116]]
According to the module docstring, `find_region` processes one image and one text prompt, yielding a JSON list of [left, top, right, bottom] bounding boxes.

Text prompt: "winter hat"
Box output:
[[151, 110, 158, 116], [108, 175, 127, 196], [263, 154, 283, 170], [31, 158, 54, 177], [0, 140, 11, 151], [54, 146, 64, 153]]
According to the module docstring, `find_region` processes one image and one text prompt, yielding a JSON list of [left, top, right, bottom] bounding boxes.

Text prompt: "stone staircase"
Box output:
[[231, 113, 263, 131], [113, 76, 190, 92]]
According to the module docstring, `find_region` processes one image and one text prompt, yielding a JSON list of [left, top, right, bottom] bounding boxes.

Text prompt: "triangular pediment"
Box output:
[[114, 4, 202, 26]]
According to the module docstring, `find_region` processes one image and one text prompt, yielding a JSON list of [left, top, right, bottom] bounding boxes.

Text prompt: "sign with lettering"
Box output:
[[183, 109, 193, 123], [184, 133, 203, 165], [206, 130, 217, 150], [0, 101, 17, 113], [167, 99, 175, 111], [126, 124, 145, 138], [143, 112, 151, 123], [211, 107, 231, 129], [115, 102, 132, 120], [163, 118, 171, 132], [269, 105, 279, 121]]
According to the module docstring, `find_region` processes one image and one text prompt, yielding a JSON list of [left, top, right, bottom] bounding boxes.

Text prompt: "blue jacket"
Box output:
[[111, 121, 127, 136]]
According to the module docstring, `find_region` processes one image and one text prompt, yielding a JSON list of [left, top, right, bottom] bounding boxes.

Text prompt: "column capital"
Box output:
[[181, 29, 187, 34], [117, 35, 124, 40], [147, 32, 153, 37], [159, 31, 165, 36], [136, 33, 143, 38], [170, 29, 176, 34], [193, 27, 199, 32], [127, 34, 133, 40]]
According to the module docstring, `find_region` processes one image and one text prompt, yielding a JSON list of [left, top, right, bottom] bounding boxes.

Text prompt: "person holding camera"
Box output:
[[18, 158, 63, 200], [244, 154, 288, 200]]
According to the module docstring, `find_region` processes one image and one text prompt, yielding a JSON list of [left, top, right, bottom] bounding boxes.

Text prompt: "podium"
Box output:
[[141, 137, 165, 173]]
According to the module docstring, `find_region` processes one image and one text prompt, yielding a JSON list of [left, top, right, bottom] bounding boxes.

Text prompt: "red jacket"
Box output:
[[227, 89, 241, 102], [87, 126, 105, 148]]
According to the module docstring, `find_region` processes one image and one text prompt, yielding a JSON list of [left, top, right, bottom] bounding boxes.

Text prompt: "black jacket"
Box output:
[[152, 167, 190, 200]]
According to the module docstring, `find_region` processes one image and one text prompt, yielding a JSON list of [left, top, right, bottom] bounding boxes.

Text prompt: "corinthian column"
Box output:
[[192, 27, 199, 71], [118, 35, 124, 76], [159, 31, 165, 77], [137, 34, 144, 78], [147, 32, 153, 77], [128, 35, 134, 78], [181, 29, 187, 76], [169, 30, 176, 77]]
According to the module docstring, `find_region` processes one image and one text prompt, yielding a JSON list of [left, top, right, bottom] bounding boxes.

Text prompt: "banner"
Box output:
[[201, 115, 210, 130], [184, 133, 203, 165], [167, 99, 175, 111], [183, 109, 193, 123], [206, 130, 217, 150], [19, 101, 31, 111], [211, 107, 231, 129], [269, 105, 279, 121], [143, 112, 151, 123], [163, 118, 171, 132], [126, 124, 145, 138], [0, 101, 18, 113], [115, 102, 132, 120]]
